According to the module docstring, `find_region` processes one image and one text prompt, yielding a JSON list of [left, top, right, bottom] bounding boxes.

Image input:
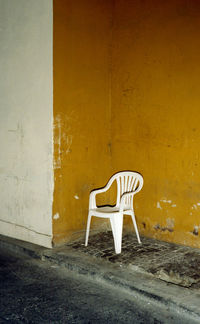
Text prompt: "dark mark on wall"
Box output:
[[154, 224, 174, 232], [192, 227, 199, 236], [142, 222, 146, 229]]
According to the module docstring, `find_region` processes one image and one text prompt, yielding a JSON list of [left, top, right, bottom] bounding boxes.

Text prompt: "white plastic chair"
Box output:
[[85, 171, 143, 254]]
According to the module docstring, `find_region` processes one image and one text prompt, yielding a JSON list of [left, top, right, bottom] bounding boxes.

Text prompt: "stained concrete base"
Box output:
[[1, 232, 200, 323], [70, 231, 200, 288]]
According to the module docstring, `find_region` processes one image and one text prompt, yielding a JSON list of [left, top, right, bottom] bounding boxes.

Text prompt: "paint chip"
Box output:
[[74, 195, 79, 200], [171, 204, 176, 207], [53, 213, 59, 220], [191, 204, 198, 210], [157, 202, 162, 209], [161, 199, 172, 203], [154, 223, 161, 230], [166, 218, 174, 229], [192, 226, 199, 236]]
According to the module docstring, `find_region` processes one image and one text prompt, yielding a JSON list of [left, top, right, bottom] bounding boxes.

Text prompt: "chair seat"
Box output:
[[91, 206, 132, 217]]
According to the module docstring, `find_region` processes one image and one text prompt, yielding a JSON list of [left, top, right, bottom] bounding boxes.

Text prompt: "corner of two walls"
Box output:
[[53, 0, 200, 249]]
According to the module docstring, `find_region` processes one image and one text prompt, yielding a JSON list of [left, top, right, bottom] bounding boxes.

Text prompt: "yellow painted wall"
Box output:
[[53, 0, 113, 244], [111, 0, 200, 247], [53, 0, 200, 248]]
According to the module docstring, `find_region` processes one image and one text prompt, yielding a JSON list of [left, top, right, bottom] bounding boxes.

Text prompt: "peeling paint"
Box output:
[[65, 135, 73, 154], [161, 199, 172, 203], [190, 203, 200, 210], [54, 115, 62, 169], [192, 226, 199, 236], [53, 213, 60, 220], [74, 195, 79, 200], [54, 115, 73, 169], [157, 202, 162, 209], [166, 218, 174, 229], [154, 219, 174, 233], [159, 199, 176, 208], [154, 223, 161, 230], [157, 199, 176, 210]]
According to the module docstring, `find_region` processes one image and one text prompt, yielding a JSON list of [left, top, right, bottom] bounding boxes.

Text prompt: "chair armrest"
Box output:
[[89, 177, 114, 209]]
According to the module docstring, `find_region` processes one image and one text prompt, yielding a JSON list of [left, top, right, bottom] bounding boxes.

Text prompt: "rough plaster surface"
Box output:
[[0, 0, 53, 247], [53, 0, 113, 244]]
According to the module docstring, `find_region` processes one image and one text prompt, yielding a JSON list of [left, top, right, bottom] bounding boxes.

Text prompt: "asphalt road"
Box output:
[[0, 247, 188, 323]]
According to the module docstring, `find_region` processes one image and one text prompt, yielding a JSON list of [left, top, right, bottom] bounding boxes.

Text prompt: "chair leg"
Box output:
[[131, 211, 141, 244], [110, 213, 123, 254], [85, 212, 92, 246]]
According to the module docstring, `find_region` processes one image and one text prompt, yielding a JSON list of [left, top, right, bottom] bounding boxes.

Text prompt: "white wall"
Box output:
[[0, 0, 53, 247]]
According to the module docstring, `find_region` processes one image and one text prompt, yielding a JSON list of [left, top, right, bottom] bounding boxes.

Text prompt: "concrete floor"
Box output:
[[0, 247, 182, 324], [70, 231, 200, 288], [1, 231, 200, 323]]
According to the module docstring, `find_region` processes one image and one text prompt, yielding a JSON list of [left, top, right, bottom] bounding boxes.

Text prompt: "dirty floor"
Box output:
[[68, 231, 200, 288]]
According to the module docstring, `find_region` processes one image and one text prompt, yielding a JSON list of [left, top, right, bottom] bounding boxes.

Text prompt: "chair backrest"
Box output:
[[111, 171, 143, 208]]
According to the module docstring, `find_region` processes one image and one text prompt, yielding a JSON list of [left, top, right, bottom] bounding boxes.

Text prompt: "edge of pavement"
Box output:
[[1, 233, 200, 323]]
